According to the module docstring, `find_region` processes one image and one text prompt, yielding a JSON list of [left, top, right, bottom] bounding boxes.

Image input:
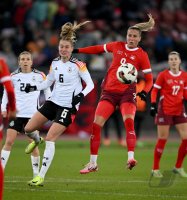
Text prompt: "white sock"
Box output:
[[31, 156, 40, 178], [1, 150, 11, 169], [90, 155, 98, 164], [39, 141, 55, 179], [128, 151, 134, 160]]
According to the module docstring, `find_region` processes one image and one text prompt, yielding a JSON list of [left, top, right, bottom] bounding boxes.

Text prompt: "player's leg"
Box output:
[[0, 157, 3, 200], [152, 125, 169, 177], [30, 137, 40, 178], [103, 118, 111, 146], [120, 102, 137, 170], [173, 122, 187, 177], [1, 128, 17, 169], [0, 128, 4, 200], [25, 112, 48, 154], [80, 100, 115, 174], [28, 122, 67, 186]]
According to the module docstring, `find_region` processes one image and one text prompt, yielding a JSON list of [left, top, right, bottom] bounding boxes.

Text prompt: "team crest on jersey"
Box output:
[[117, 50, 123, 55], [167, 79, 173, 84], [180, 80, 183, 84], [130, 55, 136, 60], [32, 76, 36, 81], [68, 67, 72, 73], [55, 67, 58, 70], [9, 121, 14, 127], [17, 79, 21, 82]]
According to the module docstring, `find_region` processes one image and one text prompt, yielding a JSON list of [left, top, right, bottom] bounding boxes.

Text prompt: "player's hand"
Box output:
[[1, 111, 7, 118], [25, 84, 37, 93], [72, 92, 84, 106], [150, 103, 157, 117], [71, 105, 77, 114], [137, 90, 147, 102]]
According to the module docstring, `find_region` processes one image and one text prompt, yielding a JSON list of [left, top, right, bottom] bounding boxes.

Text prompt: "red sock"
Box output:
[[0, 163, 3, 200], [124, 118, 136, 151], [90, 123, 101, 155], [175, 139, 187, 168], [153, 139, 167, 170]]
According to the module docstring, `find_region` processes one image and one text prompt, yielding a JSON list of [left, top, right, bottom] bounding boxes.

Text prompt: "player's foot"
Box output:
[[118, 139, 127, 147], [173, 167, 187, 178], [25, 137, 44, 154], [151, 169, 163, 178], [28, 175, 44, 186], [103, 138, 111, 146], [126, 159, 137, 170], [80, 162, 98, 174]]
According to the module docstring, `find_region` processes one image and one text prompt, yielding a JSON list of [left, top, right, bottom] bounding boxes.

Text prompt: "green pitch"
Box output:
[[3, 138, 187, 200]]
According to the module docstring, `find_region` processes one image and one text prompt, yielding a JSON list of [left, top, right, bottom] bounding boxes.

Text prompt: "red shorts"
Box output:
[[155, 106, 187, 125], [100, 85, 136, 107], [96, 86, 137, 119]]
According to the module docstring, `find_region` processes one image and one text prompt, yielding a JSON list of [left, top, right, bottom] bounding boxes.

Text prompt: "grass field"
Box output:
[[3, 137, 187, 200]]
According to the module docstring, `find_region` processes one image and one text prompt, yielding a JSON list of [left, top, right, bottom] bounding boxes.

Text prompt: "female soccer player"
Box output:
[[150, 51, 187, 178], [0, 58, 16, 200], [24, 21, 94, 186], [1, 51, 51, 178], [73, 14, 155, 173]]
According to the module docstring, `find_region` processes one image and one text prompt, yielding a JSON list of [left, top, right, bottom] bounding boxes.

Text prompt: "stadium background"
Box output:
[[0, 0, 187, 139]]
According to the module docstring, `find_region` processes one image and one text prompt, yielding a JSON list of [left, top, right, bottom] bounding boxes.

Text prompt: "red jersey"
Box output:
[[0, 59, 16, 112], [78, 42, 153, 93], [151, 69, 187, 115]]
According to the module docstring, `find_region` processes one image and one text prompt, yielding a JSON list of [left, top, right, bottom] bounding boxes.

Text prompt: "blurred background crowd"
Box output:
[[0, 0, 187, 140], [1, 0, 187, 73]]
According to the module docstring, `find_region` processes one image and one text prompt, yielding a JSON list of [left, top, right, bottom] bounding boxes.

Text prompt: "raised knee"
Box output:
[[24, 125, 32, 134]]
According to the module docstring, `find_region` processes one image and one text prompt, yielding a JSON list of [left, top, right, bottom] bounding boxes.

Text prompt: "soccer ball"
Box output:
[[116, 63, 138, 84]]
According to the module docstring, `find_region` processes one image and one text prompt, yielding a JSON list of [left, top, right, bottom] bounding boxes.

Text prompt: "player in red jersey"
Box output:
[[73, 14, 155, 173], [0, 58, 16, 200], [150, 51, 187, 178]]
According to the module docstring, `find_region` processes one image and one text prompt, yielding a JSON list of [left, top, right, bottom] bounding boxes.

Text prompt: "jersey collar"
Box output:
[[169, 70, 181, 77], [125, 44, 139, 51]]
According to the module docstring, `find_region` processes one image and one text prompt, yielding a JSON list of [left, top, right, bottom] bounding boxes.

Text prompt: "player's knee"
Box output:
[[24, 125, 33, 134]]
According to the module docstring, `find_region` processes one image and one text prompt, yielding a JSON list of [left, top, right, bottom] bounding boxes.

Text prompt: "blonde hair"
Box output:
[[129, 14, 155, 34], [18, 51, 33, 62], [60, 21, 90, 44], [169, 51, 180, 58]]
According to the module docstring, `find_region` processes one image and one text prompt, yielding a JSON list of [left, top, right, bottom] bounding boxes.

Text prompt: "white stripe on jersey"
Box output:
[[154, 83, 161, 89], [104, 44, 108, 52], [142, 68, 152, 74], [0, 76, 11, 83]]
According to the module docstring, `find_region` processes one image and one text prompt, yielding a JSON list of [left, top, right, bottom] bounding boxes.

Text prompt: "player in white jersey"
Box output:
[[1, 51, 51, 178], [24, 21, 94, 186]]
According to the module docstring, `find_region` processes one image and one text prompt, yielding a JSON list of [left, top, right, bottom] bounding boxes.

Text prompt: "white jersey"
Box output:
[[1, 68, 51, 118], [37, 56, 94, 108]]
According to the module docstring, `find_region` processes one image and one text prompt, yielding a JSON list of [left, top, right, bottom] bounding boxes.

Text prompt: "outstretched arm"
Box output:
[[74, 45, 105, 54]]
